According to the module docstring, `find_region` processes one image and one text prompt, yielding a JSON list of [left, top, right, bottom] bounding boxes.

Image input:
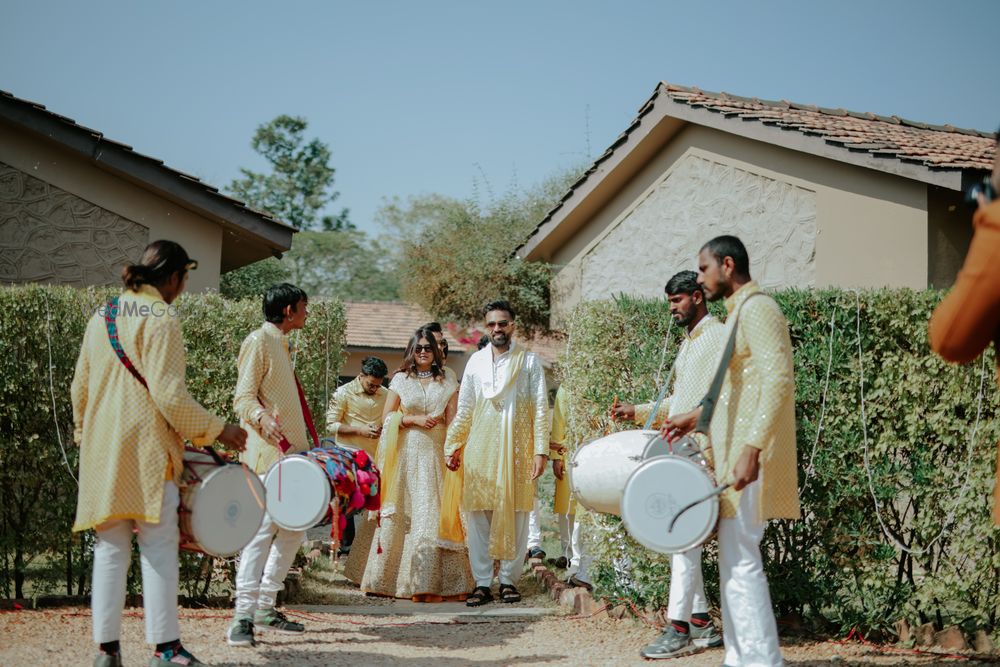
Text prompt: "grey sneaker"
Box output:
[[227, 616, 256, 647], [254, 608, 305, 634], [690, 619, 724, 648], [639, 625, 698, 659], [94, 653, 123, 667]]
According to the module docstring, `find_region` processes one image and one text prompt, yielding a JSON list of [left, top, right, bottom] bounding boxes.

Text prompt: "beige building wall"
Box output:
[[0, 123, 223, 292], [549, 124, 932, 325]]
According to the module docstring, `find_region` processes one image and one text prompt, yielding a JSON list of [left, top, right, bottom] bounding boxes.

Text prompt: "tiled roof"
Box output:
[[343, 300, 565, 366], [520, 81, 996, 256], [344, 301, 439, 350], [660, 83, 994, 170], [0, 89, 294, 239]]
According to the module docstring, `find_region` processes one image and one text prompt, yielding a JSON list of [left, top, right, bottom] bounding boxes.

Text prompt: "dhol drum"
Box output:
[[264, 443, 381, 533], [569, 429, 659, 515], [178, 447, 266, 557], [621, 453, 718, 554], [263, 454, 332, 532]]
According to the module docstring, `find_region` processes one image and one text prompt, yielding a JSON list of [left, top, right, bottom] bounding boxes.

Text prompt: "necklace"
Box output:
[[416, 369, 434, 379]]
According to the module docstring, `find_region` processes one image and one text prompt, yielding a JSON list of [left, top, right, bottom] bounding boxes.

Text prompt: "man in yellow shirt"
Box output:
[[326, 355, 388, 562], [610, 270, 725, 659], [667, 236, 800, 667], [72, 240, 247, 667], [229, 283, 317, 647]]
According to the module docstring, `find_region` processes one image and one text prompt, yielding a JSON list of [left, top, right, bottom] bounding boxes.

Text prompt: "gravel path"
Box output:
[[0, 559, 978, 665]]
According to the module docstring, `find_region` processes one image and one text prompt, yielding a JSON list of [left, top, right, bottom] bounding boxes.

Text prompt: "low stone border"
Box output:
[[526, 556, 610, 619]]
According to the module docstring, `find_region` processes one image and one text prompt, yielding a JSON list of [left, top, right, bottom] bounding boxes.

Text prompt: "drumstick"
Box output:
[[667, 484, 731, 532]]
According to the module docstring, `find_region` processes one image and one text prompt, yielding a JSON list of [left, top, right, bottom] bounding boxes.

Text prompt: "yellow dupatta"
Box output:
[[377, 411, 404, 510], [485, 346, 527, 560]]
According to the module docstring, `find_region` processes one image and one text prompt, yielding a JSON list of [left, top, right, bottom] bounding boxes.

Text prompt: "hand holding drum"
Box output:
[[217, 423, 247, 452]]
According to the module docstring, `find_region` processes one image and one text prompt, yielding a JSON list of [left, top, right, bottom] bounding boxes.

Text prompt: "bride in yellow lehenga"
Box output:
[[352, 326, 473, 601]]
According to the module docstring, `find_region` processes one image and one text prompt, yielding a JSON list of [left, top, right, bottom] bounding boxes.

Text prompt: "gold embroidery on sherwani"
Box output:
[[710, 281, 801, 521], [444, 343, 549, 560], [355, 372, 474, 598], [71, 285, 225, 532]]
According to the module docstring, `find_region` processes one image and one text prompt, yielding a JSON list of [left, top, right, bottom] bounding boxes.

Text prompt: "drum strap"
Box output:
[[695, 293, 764, 435], [104, 296, 148, 389]]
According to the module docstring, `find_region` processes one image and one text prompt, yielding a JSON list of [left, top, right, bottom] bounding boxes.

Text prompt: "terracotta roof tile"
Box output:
[[662, 83, 994, 170]]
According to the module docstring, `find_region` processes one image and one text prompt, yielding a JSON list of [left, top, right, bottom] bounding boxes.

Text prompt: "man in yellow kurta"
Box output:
[[445, 300, 549, 606], [326, 355, 388, 564], [72, 240, 246, 667], [228, 283, 317, 647], [667, 236, 799, 667], [610, 270, 726, 659]]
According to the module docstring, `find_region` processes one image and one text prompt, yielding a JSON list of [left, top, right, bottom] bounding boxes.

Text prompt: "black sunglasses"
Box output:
[[414, 344, 435, 353]]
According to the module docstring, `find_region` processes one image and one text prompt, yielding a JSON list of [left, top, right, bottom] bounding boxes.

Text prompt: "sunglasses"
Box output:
[[414, 344, 435, 353], [485, 320, 511, 329]]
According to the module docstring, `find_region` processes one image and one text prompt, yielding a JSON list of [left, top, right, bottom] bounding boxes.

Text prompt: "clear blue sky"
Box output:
[[3, 1, 998, 234]]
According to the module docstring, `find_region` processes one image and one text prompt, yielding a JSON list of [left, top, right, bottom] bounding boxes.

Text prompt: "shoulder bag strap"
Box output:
[[693, 293, 763, 435], [104, 296, 149, 389]]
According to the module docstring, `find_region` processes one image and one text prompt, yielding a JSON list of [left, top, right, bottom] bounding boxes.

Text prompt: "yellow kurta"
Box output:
[[549, 384, 574, 515], [710, 282, 800, 520], [233, 323, 313, 474], [71, 285, 225, 532], [445, 344, 549, 558], [633, 315, 727, 428], [325, 377, 387, 456]]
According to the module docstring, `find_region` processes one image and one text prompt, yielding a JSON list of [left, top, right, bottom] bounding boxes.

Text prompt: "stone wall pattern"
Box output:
[[0, 161, 148, 286], [576, 153, 817, 302]]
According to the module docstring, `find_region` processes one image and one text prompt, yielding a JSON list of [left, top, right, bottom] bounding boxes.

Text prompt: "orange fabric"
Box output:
[[929, 199, 1000, 524]]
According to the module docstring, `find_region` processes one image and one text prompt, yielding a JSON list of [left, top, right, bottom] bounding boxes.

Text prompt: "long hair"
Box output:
[[396, 327, 445, 380], [121, 240, 196, 291]]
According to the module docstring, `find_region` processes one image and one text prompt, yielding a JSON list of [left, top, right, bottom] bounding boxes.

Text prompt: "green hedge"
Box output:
[[0, 285, 346, 600], [561, 290, 1000, 637]]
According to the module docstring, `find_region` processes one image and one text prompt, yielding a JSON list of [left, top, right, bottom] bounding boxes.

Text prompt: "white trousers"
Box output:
[[92, 481, 180, 645], [666, 546, 710, 621], [567, 516, 593, 583], [557, 512, 575, 560], [527, 498, 574, 559], [466, 510, 529, 587], [527, 498, 543, 549], [718, 482, 783, 667], [234, 503, 306, 617]]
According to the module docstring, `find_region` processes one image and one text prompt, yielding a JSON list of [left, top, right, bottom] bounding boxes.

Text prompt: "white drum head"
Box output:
[[263, 456, 332, 531], [621, 456, 718, 554], [186, 463, 265, 557], [569, 430, 656, 516]]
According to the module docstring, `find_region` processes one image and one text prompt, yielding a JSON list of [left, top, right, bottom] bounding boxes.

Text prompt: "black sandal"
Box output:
[[465, 586, 493, 607], [498, 583, 521, 603]]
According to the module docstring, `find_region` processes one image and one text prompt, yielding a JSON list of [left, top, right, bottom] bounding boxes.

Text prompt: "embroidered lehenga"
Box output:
[[354, 371, 474, 599]]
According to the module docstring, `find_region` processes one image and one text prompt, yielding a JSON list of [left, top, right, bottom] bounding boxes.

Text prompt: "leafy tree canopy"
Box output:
[[377, 165, 583, 333]]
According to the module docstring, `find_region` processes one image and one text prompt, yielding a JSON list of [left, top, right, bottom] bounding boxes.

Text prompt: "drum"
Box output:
[[621, 455, 718, 554], [642, 433, 706, 462], [264, 444, 382, 532], [263, 455, 332, 532], [178, 448, 265, 557], [569, 429, 657, 515]]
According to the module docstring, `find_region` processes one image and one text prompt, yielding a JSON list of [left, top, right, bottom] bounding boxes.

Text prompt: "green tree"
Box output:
[[219, 257, 289, 300], [282, 230, 399, 301], [228, 115, 348, 230], [377, 165, 583, 332]]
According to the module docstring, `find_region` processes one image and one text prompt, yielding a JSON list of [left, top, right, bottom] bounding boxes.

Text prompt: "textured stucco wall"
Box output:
[[0, 122, 222, 292], [0, 161, 149, 286], [552, 150, 816, 326]]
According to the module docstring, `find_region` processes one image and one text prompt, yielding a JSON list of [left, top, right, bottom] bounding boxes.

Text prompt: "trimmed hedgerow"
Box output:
[[560, 290, 1000, 636]]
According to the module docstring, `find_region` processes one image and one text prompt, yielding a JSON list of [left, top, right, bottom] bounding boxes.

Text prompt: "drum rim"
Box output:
[[620, 454, 718, 554], [262, 455, 332, 531], [180, 462, 266, 557]]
